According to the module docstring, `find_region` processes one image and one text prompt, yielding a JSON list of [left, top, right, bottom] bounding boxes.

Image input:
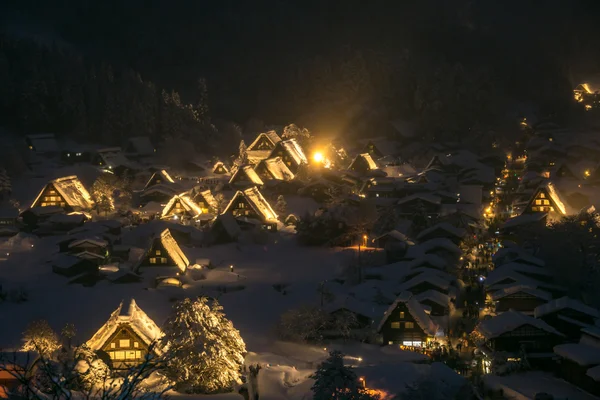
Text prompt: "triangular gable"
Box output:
[[212, 161, 229, 174], [348, 153, 378, 172], [145, 170, 175, 190], [86, 299, 163, 355], [140, 229, 189, 273], [269, 139, 308, 167], [425, 155, 448, 171], [161, 193, 203, 219], [363, 140, 384, 159], [193, 189, 218, 213], [523, 182, 569, 215], [229, 165, 264, 186], [247, 131, 282, 151], [31, 176, 95, 210], [377, 292, 438, 336], [223, 187, 277, 222], [255, 157, 295, 181]]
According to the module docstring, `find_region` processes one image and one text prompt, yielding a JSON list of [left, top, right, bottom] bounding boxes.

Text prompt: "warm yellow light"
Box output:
[[313, 152, 324, 163], [585, 170, 591, 177], [363, 235, 367, 240]]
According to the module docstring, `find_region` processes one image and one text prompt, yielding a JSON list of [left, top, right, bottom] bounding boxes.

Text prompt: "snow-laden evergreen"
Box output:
[[21, 320, 60, 357], [160, 297, 246, 394]]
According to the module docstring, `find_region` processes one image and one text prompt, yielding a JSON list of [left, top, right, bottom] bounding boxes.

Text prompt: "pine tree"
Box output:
[[275, 195, 287, 217], [21, 320, 60, 357], [310, 351, 377, 400], [161, 297, 246, 394]]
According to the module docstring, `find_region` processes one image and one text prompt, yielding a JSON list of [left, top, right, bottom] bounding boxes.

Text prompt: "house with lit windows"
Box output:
[[30, 176, 95, 212], [135, 228, 189, 279], [229, 165, 264, 188], [254, 157, 295, 182], [222, 187, 278, 231], [161, 193, 203, 222], [144, 170, 176, 190], [191, 189, 218, 214], [212, 161, 229, 175], [268, 138, 308, 174], [521, 182, 572, 218], [247, 131, 282, 151], [86, 299, 163, 370], [377, 292, 440, 347]]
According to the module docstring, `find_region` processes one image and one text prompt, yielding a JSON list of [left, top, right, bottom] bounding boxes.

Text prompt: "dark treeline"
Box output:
[[2, 0, 600, 141]]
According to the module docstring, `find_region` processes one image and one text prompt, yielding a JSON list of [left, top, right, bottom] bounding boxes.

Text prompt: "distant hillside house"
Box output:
[[136, 228, 189, 275], [86, 299, 163, 370], [223, 187, 278, 231], [25, 133, 60, 154], [522, 182, 571, 217], [268, 138, 308, 173], [31, 176, 94, 212], [144, 170, 175, 190], [229, 165, 264, 188], [212, 161, 229, 175], [348, 153, 378, 175], [377, 292, 440, 347], [191, 189, 218, 214], [254, 157, 295, 182], [51, 253, 98, 277], [247, 131, 282, 151], [126, 136, 155, 156], [92, 147, 130, 170], [490, 285, 551, 315], [161, 193, 203, 222]]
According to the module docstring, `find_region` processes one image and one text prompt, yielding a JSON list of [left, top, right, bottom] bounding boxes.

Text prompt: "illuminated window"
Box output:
[[550, 207, 554, 212], [110, 343, 116, 349], [114, 351, 125, 360], [149, 258, 156, 264], [134, 342, 139, 348], [119, 339, 130, 348], [399, 312, 405, 319], [238, 203, 245, 208], [125, 351, 137, 359], [155, 250, 161, 256], [391, 322, 401, 329], [404, 322, 415, 329], [539, 193, 545, 199], [535, 200, 542, 205], [543, 200, 550, 205]]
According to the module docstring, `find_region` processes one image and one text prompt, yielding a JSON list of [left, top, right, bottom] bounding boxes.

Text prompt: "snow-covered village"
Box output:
[[4, 2, 600, 400]]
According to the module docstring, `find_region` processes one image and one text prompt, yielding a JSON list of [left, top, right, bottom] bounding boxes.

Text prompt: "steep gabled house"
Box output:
[[398, 273, 453, 296], [492, 247, 545, 268], [212, 161, 229, 175], [488, 262, 555, 284], [229, 165, 264, 188], [416, 223, 466, 246], [223, 187, 278, 231], [268, 138, 308, 173], [25, 133, 60, 155], [348, 153, 378, 176], [191, 189, 218, 214], [254, 157, 295, 182], [144, 170, 175, 190], [86, 299, 163, 370], [64, 238, 109, 262], [535, 297, 600, 341], [396, 194, 442, 216], [51, 253, 98, 277], [521, 182, 572, 217], [31, 176, 95, 212], [161, 193, 203, 221], [473, 311, 564, 370], [247, 131, 282, 151], [323, 296, 385, 339], [92, 147, 131, 170], [489, 285, 551, 314], [416, 238, 462, 267], [377, 292, 440, 347], [126, 137, 155, 157], [136, 228, 189, 276], [414, 290, 451, 316]]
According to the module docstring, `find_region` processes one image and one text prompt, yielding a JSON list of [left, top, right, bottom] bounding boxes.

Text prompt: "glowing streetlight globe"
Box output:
[[313, 152, 324, 163]]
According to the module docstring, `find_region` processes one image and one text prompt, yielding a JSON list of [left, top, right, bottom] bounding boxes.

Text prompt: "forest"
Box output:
[[1, 0, 600, 146]]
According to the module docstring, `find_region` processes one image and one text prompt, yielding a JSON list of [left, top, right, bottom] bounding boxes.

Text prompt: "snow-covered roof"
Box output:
[[524, 181, 572, 215], [490, 285, 552, 302], [215, 213, 242, 238], [398, 272, 452, 292], [349, 153, 378, 171], [86, 299, 163, 354], [493, 247, 546, 267], [26, 133, 60, 153], [127, 136, 155, 155], [161, 193, 203, 219], [193, 189, 218, 211], [397, 193, 442, 206], [323, 296, 384, 319], [372, 230, 412, 243], [406, 254, 447, 270], [32, 176, 95, 210], [155, 229, 189, 273], [416, 223, 466, 241], [377, 292, 438, 336], [144, 170, 175, 189], [484, 270, 545, 288], [224, 187, 278, 222], [554, 343, 600, 366], [256, 157, 295, 181], [582, 326, 600, 341], [501, 213, 547, 230], [247, 131, 282, 151], [476, 310, 564, 339], [246, 150, 272, 164], [587, 365, 600, 382], [413, 238, 462, 255], [414, 290, 450, 308], [212, 161, 229, 174], [488, 263, 553, 282], [274, 139, 308, 165], [68, 238, 108, 249], [229, 165, 264, 186], [96, 147, 131, 169], [535, 297, 600, 319], [141, 184, 179, 198], [51, 253, 86, 269]]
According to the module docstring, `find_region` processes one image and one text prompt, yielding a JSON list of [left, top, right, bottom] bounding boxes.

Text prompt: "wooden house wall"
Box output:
[[495, 294, 547, 313], [380, 302, 429, 346], [139, 239, 177, 269], [349, 158, 371, 175], [487, 324, 562, 353], [419, 299, 448, 316], [163, 199, 193, 219], [33, 184, 70, 210], [524, 189, 560, 214], [213, 164, 228, 174], [270, 144, 301, 173], [193, 195, 214, 214], [100, 325, 152, 370], [228, 195, 261, 221]]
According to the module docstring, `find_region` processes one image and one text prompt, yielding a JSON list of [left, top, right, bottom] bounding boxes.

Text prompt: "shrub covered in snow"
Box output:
[[277, 305, 329, 343], [161, 297, 246, 394], [21, 320, 60, 357]]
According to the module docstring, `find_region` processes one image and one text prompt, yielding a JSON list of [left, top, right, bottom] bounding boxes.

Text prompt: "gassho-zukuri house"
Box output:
[[223, 186, 279, 231], [86, 299, 163, 370], [31, 176, 95, 212]]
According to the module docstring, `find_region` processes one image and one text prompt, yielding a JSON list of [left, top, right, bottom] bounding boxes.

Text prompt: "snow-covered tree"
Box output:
[[73, 344, 110, 390], [275, 195, 287, 216], [237, 140, 248, 166], [21, 320, 60, 357], [277, 305, 329, 343], [282, 123, 312, 148], [61, 323, 77, 350], [214, 193, 227, 214], [161, 297, 246, 394], [330, 310, 359, 340], [310, 351, 377, 400], [0, 168, 12, 200], [91, 173, 132, 215]]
